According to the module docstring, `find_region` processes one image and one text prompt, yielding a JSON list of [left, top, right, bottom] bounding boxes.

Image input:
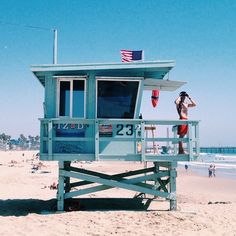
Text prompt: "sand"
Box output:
[[0, 151, 236, 236]]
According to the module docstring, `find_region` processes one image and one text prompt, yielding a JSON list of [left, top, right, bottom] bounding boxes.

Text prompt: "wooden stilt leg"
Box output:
[[57, 161, 65, 211], [65, 161, 71, 193], [169, 162, 177, 210], [153, 162, 160, 190]]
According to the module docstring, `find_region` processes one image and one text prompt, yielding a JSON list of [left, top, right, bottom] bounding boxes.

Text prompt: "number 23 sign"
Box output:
[[116, 124, 134, 136]]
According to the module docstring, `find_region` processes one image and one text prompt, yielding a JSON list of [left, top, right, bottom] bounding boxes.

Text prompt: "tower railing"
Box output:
[[39, 118, 200, 162]]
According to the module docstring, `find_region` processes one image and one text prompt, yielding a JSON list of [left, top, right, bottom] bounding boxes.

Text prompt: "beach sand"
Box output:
[[0, 151, 236, 236]]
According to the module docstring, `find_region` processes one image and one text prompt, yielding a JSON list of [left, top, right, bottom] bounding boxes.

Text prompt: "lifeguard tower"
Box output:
[[31, 61, 200, 211]]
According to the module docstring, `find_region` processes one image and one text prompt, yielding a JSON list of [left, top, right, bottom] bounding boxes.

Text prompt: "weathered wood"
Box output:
[[55, 162, 177, 210], [40, 118, 199, 162], [65, 173, 158, 199], [61, 169, 172, 199], [57, 161, 65, 211], [169, 163, 177, 210], [64, 162, 71, 193]]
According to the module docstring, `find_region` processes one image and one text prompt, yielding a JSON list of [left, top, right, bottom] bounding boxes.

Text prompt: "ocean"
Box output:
[[179, 153, 236, 180]]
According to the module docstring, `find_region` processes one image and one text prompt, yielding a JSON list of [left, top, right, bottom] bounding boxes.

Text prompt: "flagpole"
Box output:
[[0, 21, 58, 64]]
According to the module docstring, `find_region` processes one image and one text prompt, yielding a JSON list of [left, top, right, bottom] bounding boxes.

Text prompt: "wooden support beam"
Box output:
[[57, 161, 65, 211], [154, 161, 177, 168], [157, 178, 169, 191], [65, 173, 158, 199], [70, 168, 169, 188], [156, 178, 169, 192], [61, 170, 172, 199], [56, 162, 178, 211], [70, 166, 155, 179], [69, 166, 155, 187], [169, 163, 177, 210], [64, 162, 71, 193]]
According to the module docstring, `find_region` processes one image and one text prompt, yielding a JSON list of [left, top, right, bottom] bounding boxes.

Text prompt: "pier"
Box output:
[[200, 147, 236, 154]]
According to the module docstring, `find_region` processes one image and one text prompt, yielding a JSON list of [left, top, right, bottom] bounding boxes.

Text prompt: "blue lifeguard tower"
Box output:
[[31, 60, 200, 211]]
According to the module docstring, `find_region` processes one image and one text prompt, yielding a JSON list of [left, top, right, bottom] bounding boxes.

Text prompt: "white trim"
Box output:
[[56, 79, 59, 117], [70, 80, 73, 117], [143, 79, 186, 91], [53, 75, 87, 79], [95, 77, 141, 119], [135, 80, 141, 117], [83, 80, 87, 119], [96, 76, 144, 80], [56, 78, 86, 118], [95, 80, 98, 119]]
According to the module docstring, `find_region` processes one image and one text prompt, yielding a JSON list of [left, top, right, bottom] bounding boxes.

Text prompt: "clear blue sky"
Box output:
[[0, 0, 236, 146]]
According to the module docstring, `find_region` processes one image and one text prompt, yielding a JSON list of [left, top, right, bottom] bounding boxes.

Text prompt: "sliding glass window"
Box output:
[[58, 79, 85, 118], [59, 81, 70, 116], [97, 80, 139, 118]]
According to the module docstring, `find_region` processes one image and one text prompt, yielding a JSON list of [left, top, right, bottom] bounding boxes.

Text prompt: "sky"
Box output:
[[0, 0, 236, 146]]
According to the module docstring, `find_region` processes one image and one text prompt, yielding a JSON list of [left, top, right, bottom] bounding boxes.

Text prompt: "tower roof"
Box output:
[[31, 60, 185, 91]]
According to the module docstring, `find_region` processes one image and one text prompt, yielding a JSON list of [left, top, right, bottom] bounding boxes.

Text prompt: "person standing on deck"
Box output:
[[175, 91, 196, 154]]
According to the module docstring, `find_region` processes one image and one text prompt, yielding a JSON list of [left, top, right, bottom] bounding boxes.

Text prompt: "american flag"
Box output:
[[120, 50, 143, 62]]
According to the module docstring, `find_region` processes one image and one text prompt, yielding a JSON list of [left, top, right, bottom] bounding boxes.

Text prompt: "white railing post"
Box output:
[[195, 123, 200, 156], [40, 120, 44, 155], [141, 121, 145, 162], [188, 122, 193, 161], [48, 120, 53, 160], [172, 125, 178, 155], [95, 120, 99, 161]]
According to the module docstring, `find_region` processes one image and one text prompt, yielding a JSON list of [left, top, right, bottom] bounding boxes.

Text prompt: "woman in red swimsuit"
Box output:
[[175, 91, 196, 154]]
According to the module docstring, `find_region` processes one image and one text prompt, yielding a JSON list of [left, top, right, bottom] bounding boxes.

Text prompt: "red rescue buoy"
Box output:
[[151, 90, 159, 107]]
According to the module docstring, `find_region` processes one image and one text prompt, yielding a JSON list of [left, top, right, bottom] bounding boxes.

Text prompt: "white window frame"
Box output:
[[56, 77, 86, 118], [95, 77, 141, 119]]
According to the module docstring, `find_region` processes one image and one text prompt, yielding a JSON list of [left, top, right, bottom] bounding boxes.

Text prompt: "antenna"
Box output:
[[53, 29, 58, 64], [0, 21, 57, 64]]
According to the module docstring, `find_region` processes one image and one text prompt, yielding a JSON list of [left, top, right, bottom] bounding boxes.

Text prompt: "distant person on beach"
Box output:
[[185, 164, 188, 171], [208, 165, 213, 177], [175, 91, 196, 154], [212, 165, 216, 177]]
